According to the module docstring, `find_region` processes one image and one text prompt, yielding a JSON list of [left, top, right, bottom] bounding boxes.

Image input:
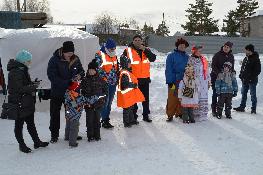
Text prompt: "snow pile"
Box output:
[[0, 27, 99, 88]]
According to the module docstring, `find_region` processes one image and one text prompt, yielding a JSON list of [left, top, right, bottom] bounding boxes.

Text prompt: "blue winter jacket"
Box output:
[[165, 49, 189, 84], [47, 49, 85, 97], [215, 72, 238, 94]]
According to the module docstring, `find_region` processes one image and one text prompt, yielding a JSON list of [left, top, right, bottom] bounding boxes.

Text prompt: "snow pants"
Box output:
[[217, 93, 232, 117]]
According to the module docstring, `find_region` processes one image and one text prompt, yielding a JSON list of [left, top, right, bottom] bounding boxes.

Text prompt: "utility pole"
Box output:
[[17, 0, 20, 12]]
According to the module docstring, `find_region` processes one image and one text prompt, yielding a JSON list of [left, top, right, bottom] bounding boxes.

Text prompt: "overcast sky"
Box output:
[[1, 0, 263, 34]]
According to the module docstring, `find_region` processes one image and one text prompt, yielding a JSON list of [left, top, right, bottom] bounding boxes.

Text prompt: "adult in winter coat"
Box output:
[[165, 38, 189, 122], [47, 41, 85, 143], [80, 59, 108, 141], [8, 50, 49, 153], [210, 41, 235, 116], [95, 38, 118, 129], [122, 35, 156, 122], [234, 44, 261, 114], [187, 46, 211, 122]]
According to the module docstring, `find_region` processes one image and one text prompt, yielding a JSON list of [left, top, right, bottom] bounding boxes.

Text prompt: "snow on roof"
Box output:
[[0, 26, 97, 39], [250, 10, 263, 17]]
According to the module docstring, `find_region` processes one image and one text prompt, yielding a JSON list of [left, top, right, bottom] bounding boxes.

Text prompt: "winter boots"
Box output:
[[19, 144, 32, 153], [233, 107, 245, 112], [166, 116, 173, 122], [34, 141, 49, 149], [101, 120, 114, 129], [211, 104, 217, 117], [143, 115, 152, 122]]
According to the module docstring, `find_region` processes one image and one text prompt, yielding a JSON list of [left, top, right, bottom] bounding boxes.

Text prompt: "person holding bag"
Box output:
[[7, 50, 49, 153]]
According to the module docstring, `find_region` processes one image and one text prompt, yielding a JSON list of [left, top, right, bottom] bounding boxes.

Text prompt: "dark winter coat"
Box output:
[[7, 59, 37, 118], [239, 52, 261, 84], [211, 47, 235, 82], [47, 48, 85, 97], [122, 43, 156, 84], [80, 72, 108, 109]]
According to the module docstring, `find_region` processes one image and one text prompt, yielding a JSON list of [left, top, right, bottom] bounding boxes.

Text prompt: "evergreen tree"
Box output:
[[222, 0, 259, 37], [222, 10, 239, 36], [181, 0, 219, 35], [141, 22, 155, 37], [155, 13, 170, 37]]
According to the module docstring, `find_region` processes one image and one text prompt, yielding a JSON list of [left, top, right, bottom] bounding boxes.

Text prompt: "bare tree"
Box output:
[[1, 0, 16, 11], [92, 12, 118, 34]]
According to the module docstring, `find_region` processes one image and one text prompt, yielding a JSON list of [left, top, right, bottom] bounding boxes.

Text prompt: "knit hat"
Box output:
[[63, 41, 75, 53], [191, 45, 203, 54], [224, 41, 233, 48], [105, 38, 116, 49], [223, 62, 232, 68], [88, 59, 98, 70], [133, 34, 143, 40], [120, 55, 131, 69], [245, 44, 254, 52], [175, 38, 189, 48], [15, 49, 32, 63], [68, 81, 80, 91]]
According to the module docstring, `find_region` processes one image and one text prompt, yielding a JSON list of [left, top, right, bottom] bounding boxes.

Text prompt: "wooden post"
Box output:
[[24, 0, 26, 12], [17, 0, 20, 12]]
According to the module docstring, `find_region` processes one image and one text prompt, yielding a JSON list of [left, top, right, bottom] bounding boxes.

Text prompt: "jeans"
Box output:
[[240, 82, 257, 110], [101, 84, 116, 121]]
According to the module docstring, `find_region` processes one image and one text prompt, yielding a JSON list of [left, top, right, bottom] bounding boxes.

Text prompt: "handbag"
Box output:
[[1, 94, 20, 120]]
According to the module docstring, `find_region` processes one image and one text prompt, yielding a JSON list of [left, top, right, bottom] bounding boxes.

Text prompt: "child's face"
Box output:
[[223, 66, 230, 72]]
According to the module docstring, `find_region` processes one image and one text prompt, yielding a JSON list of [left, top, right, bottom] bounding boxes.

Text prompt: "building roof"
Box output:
[[250, 10, 263, 17]]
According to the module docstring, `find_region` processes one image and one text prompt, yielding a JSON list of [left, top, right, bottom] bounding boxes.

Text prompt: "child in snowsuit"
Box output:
[[117, 55, 145, 127], [215, 62, 238, 119], [80, 59, 107, 142], [178, 64, 199, 123], [64, 81, 86, 147]]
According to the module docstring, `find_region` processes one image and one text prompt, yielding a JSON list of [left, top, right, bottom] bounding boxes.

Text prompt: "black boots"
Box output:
[[166, 116, 173, 122], [233, 107, 245, 112], [101, 120, 114, 129], [34, 141, 49, 149], [251, 109, 256, 114], [19, 144, 32, 153], [50, 137, 58, 143], [211, 104, 217, 117], [143, 115, 152, 123]]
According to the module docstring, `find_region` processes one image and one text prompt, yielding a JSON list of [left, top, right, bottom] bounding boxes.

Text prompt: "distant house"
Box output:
[[243, 10, 263, 37], [119, 27, 138, 37]]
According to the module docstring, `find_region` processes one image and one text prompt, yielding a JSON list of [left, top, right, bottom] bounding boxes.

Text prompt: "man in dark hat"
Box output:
[[210, 41, 235, 116], [165, 37, 189, 122], [122, 35, 156, 123], [47, 41, 85, 143], [234, 44, 261, 114]]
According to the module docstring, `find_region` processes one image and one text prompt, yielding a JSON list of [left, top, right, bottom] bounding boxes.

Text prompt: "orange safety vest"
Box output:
[[125, 47, 150, 79], [117, 70, 145, 108], [97, 51, 118, 74]]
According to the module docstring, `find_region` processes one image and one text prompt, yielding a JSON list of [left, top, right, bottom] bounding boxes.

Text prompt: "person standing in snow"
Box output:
[[187, 45, 211, 122], [64, 81, 86, 147], [80, 59, 108, 141], [117, 55, 145, 127], [47, 41, 85, 143], [7, 50, 49, 153], [234, 44, 261, 114], [165, 38, 189, 122], [211, 41, 235, 117], [122, 35, 156, 123], [178, 64, 199, 123], [215, 62, 238, 119], [95, 38, 119, 129]]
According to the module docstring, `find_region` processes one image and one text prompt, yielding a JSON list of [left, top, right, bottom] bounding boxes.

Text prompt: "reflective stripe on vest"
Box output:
[[126, 47, 150, 78], [99, 51, 118, 73], [117, 70, 134, 94]]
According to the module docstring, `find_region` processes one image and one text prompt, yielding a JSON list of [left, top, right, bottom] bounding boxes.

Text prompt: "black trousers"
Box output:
[[123, 105, 135, 125], [211, 81, 218, 109], [86, 108, 101, 138], [15, 114, 40, 145], [49, 96, 64, 139], [217, 93, 233, 117], [133, 82, 150, 118]]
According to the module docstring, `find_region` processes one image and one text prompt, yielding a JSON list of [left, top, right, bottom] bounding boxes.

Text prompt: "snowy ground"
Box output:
[[0, 48, 262, 175]]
